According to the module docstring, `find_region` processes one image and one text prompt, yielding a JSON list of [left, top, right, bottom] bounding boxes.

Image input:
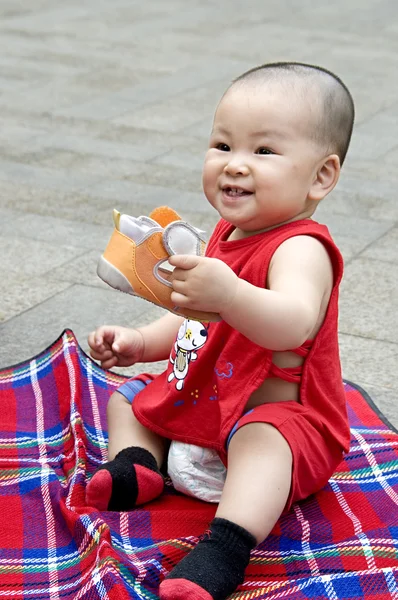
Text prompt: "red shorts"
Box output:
[[120, 375, 345, 509], [228, 401, 345, 509]]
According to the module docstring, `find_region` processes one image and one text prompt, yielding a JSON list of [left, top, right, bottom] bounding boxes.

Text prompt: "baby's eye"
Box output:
[[256, 147, 274, 155], [215, 143, 230, 152]]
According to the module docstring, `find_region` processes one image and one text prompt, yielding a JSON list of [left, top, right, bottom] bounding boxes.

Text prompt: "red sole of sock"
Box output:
[[86, 469, 112, 511], [159, 578, 213, 600], [135, 464, 164, 505]]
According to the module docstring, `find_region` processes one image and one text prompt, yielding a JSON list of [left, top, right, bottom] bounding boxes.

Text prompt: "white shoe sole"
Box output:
[[97, 256, 135, 295], [97, 255, 219, 322]]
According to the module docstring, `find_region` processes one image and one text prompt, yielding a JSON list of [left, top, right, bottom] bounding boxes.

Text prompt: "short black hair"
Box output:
[[231, 62, 355, 165]]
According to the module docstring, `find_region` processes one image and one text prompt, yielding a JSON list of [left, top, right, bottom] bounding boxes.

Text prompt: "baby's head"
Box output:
[[203, 62, 355, 237]]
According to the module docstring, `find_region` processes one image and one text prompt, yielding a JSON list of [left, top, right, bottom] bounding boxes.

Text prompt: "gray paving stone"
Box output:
[[0, 0, 53, 17], [49, 249, 109, 289], [339, 259, 398, 344], [70, 65, 163, 94], [123, 163, 203, 194], [339, 333, 398, 396], [97, 126, 209, 154], [284, 0, 397, 35], [348, 104, 398, 161], [0, 212, 112, 250], [0, 33, 205, 77], [0, 181, 113, 222], [0, 208, 23, 234], [33, 151, 203, 192], [314, 209, 391, 244], [337, 168, 398, 201], [315, 211, 392, 262], [0, 284, 167, 369], [0, 54, 87, 78], [0, 81, 107, 114], [54, 58, 249, 120], [384, 146, 398, 166], [158, 25, 297, 65], [113, 83, 224, 133], [115, 106, 214, 135], [383, 19, 398, 37], [0, 275, 71, 323], [316, 187, 398, 223], [0, 34, 91, 69], [152, 147, 206, 172], [0, 159, 100, 193], [343, 154, 398, 182], [360, 227, 398, 263], [85, 179, 210, 215], [1, 5, 90, 31], [29, 131, 169, 163], [0, 236, 85, 279], [181, 117, 214, 140], [114, 359, 168, 379], [0, 113, 111, 143], [329, 238, 377, 264], [0, 124, 46, 151], [34, 150, 137, 179], [0, 74, 33, 94]]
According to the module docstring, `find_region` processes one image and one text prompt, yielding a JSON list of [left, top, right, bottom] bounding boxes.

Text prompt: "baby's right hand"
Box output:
[[88, 326, 144, 369]]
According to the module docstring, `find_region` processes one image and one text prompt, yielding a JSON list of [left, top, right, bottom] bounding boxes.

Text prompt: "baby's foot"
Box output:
[[86, 446, 164, 511], [159, 518, 256, 600]]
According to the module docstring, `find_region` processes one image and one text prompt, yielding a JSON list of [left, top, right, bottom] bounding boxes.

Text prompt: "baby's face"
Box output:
[[202, 83, 325, 237]]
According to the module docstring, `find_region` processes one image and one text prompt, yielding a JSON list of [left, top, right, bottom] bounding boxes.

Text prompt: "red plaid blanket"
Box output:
[[0, 329, 397, 599]]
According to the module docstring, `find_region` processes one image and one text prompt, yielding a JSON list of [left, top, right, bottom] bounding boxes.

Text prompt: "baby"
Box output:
[[87, 62, 355, 600]]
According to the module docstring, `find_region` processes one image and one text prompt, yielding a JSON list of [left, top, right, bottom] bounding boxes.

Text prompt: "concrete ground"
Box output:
[[0, 0, 397, 427]]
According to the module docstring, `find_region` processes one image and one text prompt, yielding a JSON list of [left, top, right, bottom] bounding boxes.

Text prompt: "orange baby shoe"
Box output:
[[97, 206, 220, 322]]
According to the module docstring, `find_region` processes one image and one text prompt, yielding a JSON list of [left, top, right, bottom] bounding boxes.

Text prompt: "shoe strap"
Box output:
[[149, 206, 181, 228]]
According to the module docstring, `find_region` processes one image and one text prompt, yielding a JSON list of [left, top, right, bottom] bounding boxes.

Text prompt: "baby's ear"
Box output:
[[309, 154, 340, 202]]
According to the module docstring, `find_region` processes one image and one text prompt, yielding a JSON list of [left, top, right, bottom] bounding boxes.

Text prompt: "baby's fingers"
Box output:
[[90, 348, 114, 362], [100, 356, 119, 370], [90, 326, 116, 351], [170, 290, 190, 306], [88, 330, 100, 351]]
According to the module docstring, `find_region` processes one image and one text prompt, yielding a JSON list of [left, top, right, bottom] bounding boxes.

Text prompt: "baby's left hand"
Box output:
[[169, 255, 239, 314]]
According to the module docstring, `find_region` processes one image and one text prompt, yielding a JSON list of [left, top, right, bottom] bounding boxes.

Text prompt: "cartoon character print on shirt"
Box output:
[[168, 319, 208, 390]]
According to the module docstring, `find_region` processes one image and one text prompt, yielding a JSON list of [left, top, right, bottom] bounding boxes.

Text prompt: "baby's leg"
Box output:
[[86, 391, 166, 511], [107, 390, 165, 464], [216, 422, 292, 540], [160, 422, 292, 600]]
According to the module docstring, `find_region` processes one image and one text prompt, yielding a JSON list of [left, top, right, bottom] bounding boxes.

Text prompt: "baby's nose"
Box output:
[[223, 157, 249, 176]]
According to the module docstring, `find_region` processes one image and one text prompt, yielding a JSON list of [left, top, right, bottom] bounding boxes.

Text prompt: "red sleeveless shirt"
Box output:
[[132, 218, 350, 460]]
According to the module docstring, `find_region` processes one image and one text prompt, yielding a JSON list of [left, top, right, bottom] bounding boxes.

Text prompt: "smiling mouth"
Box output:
[[222, 186, 253, 197]]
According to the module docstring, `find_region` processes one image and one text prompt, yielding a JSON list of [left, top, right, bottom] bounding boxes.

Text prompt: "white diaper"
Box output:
[[167, 440, 227, 503]]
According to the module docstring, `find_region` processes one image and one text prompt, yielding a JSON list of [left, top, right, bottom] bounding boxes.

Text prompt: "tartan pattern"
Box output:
[[0, 330, 397, 599]]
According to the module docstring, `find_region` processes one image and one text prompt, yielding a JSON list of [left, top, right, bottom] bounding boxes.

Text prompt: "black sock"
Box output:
[[159, 518, 257, 600], [86, 446, 164, 511]]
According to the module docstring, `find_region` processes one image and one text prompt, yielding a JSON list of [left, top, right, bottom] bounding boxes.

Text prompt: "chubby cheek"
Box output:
[[202, 162, 219, 204]]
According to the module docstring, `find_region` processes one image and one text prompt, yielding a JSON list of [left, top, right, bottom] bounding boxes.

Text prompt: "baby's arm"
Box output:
[[220, 235, 333, 350], [88, 312, 183, 369], [137, 312, 184, 362]]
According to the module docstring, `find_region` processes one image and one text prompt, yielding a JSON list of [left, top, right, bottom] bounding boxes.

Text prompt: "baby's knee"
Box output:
[[106, 390, 131, 417]]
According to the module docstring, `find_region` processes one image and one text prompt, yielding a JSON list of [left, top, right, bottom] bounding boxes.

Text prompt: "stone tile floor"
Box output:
[[0, 0, 397, 427]]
